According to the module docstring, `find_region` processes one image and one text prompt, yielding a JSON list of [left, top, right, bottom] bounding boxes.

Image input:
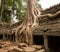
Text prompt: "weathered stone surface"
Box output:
[[0, 41, 46, 52]]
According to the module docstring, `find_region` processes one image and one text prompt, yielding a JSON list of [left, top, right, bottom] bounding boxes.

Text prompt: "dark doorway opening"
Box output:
[[33, 35, 60, 52], [0, 35, 3, 39], [48, 36, 60, 51], [33, 35, 44, 45], [0, 35, 15, 41]]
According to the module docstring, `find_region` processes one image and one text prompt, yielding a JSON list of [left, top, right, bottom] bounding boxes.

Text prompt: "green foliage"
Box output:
[[2, 8, 11, 23], [16, 0, 27, 21], [0, 0, 12, 23], [6, 0, 13, 6], [0, 0, 27, 23]]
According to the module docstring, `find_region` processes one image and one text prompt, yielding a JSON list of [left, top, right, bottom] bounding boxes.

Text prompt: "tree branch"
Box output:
[[40, 11, 60, 19]]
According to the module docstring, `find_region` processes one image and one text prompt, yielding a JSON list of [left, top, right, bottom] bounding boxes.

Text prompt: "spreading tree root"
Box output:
[[14, 0, 41, 45], [14, 0, 60, 45]]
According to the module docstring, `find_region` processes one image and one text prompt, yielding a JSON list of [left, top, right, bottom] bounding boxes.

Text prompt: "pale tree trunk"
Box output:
[[14, 0, 41, 45], [14, 0, 60, 45], [0, 0, 1, 7], [0, 0, 2, 22]]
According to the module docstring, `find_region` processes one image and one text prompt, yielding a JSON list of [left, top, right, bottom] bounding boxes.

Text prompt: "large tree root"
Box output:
[[14, 0, 41, 45], [14, 0, 60, 45]]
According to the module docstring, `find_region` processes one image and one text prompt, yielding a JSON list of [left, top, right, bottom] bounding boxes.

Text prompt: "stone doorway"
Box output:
[[48, 36, 60, 51], [33, 35, 44, 45]]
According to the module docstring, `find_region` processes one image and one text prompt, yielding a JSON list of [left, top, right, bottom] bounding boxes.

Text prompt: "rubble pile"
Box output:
[[0, 41, 45, 52], [8, 43, 45, 52]]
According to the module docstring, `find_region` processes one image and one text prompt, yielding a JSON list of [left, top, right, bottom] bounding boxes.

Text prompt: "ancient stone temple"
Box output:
[[0, 3, 60, 52], [33, 3, 60, 52]]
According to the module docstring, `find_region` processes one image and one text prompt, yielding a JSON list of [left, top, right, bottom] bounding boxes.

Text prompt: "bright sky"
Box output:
[[38, 0, 60, 10]]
